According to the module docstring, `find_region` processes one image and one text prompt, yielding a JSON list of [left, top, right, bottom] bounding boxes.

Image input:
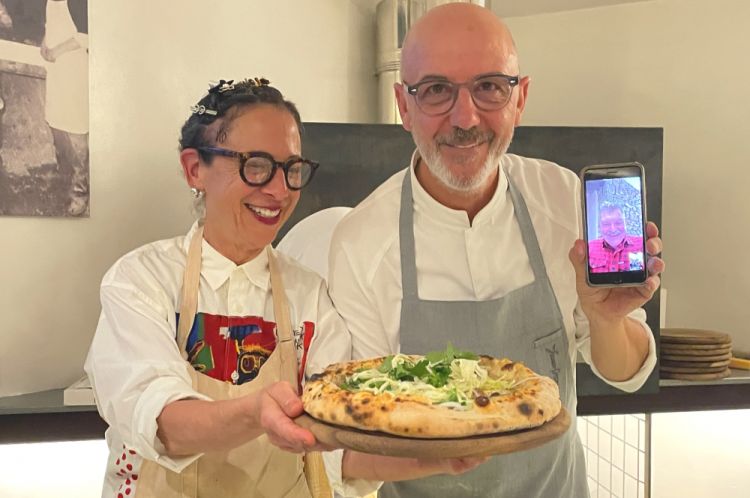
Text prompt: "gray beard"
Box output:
[[415, 133, 512, 194]]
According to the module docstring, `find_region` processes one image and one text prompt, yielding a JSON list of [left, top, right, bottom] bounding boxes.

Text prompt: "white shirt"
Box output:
[[277, 206, 353, 280], [328, 153, 656, 393], [85, 222, 375, 498]]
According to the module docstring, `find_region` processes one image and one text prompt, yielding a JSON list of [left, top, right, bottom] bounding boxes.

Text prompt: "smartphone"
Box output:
[[581, 162, 648, 286]]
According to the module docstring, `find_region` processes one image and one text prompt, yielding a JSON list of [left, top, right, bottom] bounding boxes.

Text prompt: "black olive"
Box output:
[[475, 396, 490, 407]]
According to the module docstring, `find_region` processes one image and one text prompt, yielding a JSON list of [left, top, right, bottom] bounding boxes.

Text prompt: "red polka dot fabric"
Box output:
[[114, 444, 139, 498]]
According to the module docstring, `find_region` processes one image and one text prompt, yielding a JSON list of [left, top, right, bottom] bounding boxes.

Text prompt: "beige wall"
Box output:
[[507, 0, 750, 352], [0, 0, 377, 397]]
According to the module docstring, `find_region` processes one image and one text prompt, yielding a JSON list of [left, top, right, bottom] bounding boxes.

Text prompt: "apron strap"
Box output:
[[267, 248, 331, 497], [506, 175, 550, 283], [177, 224, 204, 360], [399, 170, 419, 300], [267, 247, 300, 391]]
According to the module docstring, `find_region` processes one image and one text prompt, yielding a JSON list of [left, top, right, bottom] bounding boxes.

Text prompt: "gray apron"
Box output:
[[379, 170, 589, 498]]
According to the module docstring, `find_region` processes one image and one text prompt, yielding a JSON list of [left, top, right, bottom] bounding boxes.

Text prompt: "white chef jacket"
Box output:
[[328, 152, 657, 393], [85, 222, 377, 498], [277, 206, 353, 281]]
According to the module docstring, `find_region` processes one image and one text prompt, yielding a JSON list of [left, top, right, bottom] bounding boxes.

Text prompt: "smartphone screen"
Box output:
[[581, 162, 648, 286]]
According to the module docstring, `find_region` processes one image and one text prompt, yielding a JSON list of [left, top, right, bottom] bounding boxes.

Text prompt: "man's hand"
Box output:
[[417, 456, 490, 475], [256, 381, 328, 453], [570, 221, 665, 322], [343, 452, 490, 481], [569, 221, 664, 381]]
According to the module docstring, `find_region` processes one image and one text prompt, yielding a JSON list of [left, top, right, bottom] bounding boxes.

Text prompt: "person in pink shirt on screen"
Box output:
[[588, 202, 644, 274]]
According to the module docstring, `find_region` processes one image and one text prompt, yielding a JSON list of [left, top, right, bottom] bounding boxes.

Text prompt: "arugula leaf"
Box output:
[[425, 363, 451, 387], [410, 359, 430, 378], [425, 342, 478, 364], [390, 362, 415, 381], [454, 349, 479, 360], [378, 355, 394, 373], [446, 387, 460, 402], [425, 350, 446, 364], [339, 378, 361, 391]]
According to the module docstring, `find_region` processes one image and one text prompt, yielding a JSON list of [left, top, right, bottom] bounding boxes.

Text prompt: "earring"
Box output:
[[190, 187, 204, 198]]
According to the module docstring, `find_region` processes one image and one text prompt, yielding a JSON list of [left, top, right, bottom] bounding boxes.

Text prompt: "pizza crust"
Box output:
[[302, 356, 561, 438]]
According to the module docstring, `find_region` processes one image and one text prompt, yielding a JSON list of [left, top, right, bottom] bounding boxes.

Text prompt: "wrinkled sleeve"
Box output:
[[84, 274, 211, 473], [574, 304, 657, 392], [328, 230, 393, 360]]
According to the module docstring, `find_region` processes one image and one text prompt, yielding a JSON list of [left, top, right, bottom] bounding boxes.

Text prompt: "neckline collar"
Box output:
[[184, 221, 270, 291]]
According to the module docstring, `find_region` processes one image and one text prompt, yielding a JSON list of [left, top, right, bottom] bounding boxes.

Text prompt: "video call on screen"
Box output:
[[585, 175, 645, 274]]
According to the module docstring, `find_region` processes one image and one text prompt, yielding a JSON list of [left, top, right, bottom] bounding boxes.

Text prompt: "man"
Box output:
[[328, 4, 664, 497], [589, 202, 645, 273]]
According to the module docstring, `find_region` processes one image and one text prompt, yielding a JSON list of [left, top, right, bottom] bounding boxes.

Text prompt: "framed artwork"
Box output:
[[0, 0, 88, 217]]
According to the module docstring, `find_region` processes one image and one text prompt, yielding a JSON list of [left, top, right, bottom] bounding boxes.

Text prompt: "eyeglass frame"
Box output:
[[196, 146, 319, 190], [403, 73, 520, 116]]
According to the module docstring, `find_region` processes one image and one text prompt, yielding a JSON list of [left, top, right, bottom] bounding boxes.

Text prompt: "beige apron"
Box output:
[[136, 226, 331, 498]]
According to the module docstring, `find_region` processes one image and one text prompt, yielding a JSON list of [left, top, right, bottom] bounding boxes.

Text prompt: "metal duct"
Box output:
[[375, 0, 487, 124]]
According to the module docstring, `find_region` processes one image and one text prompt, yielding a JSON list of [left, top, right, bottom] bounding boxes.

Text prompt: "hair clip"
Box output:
[[248, 77, 270, 87], [190, 104, 217, 116], [208, 79, 235, 94]]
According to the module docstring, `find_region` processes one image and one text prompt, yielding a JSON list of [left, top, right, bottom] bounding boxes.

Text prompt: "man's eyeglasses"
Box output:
[[404, 73, 520, 116], [197, 147, 319, 190]]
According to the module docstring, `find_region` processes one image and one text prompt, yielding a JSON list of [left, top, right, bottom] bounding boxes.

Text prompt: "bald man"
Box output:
[[328, 4, 664, 497]]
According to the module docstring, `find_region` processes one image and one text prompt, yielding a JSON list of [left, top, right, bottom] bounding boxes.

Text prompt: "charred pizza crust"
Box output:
[[302, 355, 561, 438]]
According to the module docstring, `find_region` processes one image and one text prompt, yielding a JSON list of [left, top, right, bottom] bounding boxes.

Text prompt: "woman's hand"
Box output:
[[256, 381, 328, 453], [157, 381, 329, 456]]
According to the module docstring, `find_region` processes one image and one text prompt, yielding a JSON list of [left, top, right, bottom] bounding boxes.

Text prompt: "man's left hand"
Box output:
[[569, 221, 665, 323]]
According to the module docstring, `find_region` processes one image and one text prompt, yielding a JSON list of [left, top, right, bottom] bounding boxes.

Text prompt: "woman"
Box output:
[[86, 78, 481, 498]]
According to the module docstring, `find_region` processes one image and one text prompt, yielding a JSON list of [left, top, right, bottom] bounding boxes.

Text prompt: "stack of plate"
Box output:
[[660, 328, 732, 380]]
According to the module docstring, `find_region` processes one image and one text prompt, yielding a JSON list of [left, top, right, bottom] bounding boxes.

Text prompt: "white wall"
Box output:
[[651, 410, 750, 497], [506, 0, 750, 353], [0, 440, 108, 498], [0, 0, 377, 397]]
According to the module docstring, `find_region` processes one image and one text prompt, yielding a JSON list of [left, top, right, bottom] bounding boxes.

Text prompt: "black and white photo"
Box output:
[[0, 0, 88, 217]]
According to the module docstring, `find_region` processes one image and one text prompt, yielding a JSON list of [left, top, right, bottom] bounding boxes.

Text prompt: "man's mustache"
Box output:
[[437, 127, 495, 147]]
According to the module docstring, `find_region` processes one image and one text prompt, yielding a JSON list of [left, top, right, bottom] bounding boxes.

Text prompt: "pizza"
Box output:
[[302, 344, 561, 438]]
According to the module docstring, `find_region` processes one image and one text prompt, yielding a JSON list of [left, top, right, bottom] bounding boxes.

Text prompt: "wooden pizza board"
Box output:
[[660, 348, 731, 358], [660, 365, 728, 374], [295, 408, 571, 458], [660, 369, 731, 381], [661, 359, 731, 369], [661, 328, 731, 345], [662, 353, 731, 362], [661, 342, 732, 352], [661, 344, 732, 356]]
